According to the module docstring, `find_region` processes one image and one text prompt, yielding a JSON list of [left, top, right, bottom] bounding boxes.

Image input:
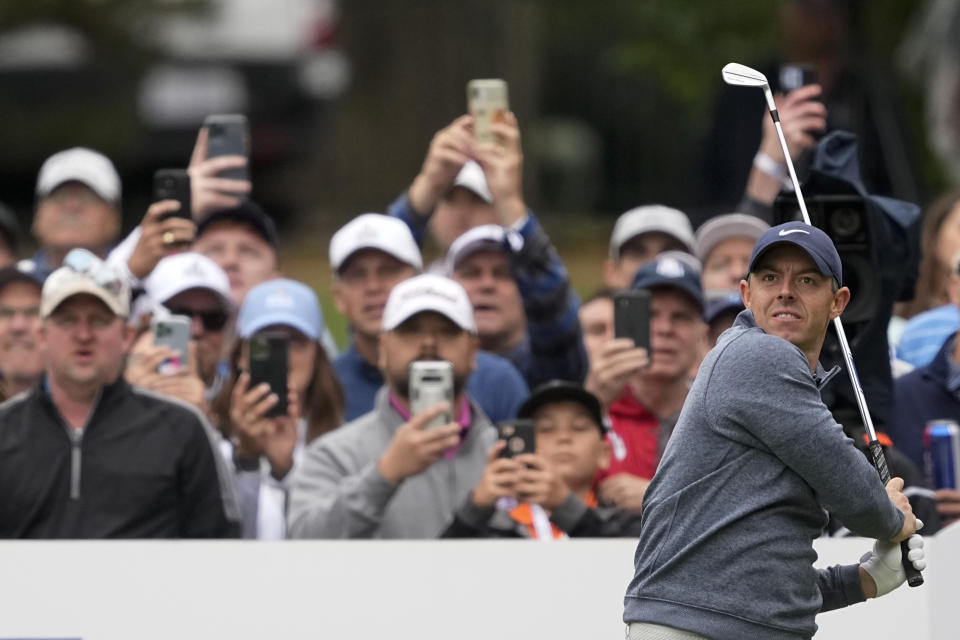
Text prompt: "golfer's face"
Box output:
[[741, 244, 849, 362]]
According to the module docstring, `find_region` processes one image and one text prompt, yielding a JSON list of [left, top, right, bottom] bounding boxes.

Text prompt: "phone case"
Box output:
[[153, 169, 192, 219], [614, 290, 651, 352], [249, 334, 289, 418], [409, 361, 454, 429], [203, 114, 250, 181], [467, 79, 509, 144], [497, 419, 535, 458], [152, 315, 191, 373]]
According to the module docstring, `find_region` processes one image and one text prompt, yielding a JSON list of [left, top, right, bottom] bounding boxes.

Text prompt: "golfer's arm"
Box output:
[[817, 564, 868, 612]]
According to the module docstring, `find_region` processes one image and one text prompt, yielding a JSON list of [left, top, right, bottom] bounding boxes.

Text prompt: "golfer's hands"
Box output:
[[859, 532, 926, 598], [377, 404, 461, 483], [886, 477, 919, 542], [935, 488, 960, 526], [127, 201, 196, 279], [598, 472, 650, 513], [408, 115, 473, 215], [472, 441, 520, 508], [759, 84, 827, 164], [584, 338, 648, 407]]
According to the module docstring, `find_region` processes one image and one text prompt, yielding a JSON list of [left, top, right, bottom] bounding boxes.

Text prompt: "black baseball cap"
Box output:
[[197, 200, 279, 250], [518, 380, 606, 434], [705, 291, 745, 324], [748, 221, 843, 286]]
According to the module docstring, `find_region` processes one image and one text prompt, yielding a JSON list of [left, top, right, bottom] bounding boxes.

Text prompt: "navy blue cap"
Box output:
[[704, 291, 745, 324], [748, 221, 842, 286], [630, 254, 704, 312], [0, 259, 45, 293], [197, 200, 279, 250]]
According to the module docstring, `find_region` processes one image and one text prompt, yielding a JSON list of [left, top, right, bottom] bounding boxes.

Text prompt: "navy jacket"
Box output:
[[892, 335, 960, 470]]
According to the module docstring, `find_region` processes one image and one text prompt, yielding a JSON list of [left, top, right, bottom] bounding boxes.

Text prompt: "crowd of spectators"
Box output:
[[0, 59, 958, 542]]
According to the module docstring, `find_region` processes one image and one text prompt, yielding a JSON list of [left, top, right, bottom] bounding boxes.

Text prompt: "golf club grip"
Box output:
[[868, 440, 924, 587]]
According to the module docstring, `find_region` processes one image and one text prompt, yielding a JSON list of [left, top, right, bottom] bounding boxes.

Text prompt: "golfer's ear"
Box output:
[[830, 286, 851, 319]]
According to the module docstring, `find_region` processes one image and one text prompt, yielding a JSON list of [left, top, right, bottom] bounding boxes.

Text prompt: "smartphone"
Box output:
[[779, 64, 817, 92], [249, 332, 288, 418], [152, 169, 192, 220], [614, 290, 651, 352], [467, 79, 509, 144], [409, 360, 454, 429], [151, 315, 191, 374], [203, 114, 250, 181], [497, 419, 535, 459]]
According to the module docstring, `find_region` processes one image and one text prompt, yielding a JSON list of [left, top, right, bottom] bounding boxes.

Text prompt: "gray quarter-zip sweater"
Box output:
[[287, 387, 497, 538], [623, 310, 903, 640]]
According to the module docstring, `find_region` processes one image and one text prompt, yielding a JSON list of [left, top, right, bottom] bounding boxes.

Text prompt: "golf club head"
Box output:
[[721, 62, 768, 88]]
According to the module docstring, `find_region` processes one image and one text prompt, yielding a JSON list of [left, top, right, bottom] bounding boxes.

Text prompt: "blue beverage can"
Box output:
[[923, 420, 960, 490]]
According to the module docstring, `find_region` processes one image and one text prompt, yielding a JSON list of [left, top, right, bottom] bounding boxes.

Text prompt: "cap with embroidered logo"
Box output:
[[748, 221, 843, 286], [381, 273, 475, 333], [143, 252, 233, 311], [237, 278, 323, 339], [630, 254, 704, 312], [329, 213, 423, 273]]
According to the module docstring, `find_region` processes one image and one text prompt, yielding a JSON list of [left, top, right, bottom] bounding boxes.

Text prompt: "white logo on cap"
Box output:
[[266, 288, 295, 310], [656, 257, 685, 279], [184, 260, 206, 277], [778, 229, 810, 237], [356, 223, 380, 240]]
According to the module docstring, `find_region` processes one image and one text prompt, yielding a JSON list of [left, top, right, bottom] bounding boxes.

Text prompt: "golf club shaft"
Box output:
[[769, 104, 923, 587]]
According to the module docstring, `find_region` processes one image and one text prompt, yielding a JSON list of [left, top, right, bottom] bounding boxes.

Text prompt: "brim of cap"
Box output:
[[518, 383, 605, 433], [335, 241, 420, 273], [240, 312, 318, 340], [383, 304, 474, 334], [41, 282, 126, 319], [749, 239, 839, 285]]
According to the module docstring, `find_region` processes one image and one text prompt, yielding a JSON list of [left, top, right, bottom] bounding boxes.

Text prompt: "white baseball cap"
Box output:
[[143, 252, 233, 310], [609, 204, 694, 259], [329, 213, 423, 272], [694, 213, 770, 263], [381, 273, 475, 333], [451, 160, 493, 203], [41, 249, 130, 319], [35, 147, 121, 205], [443, 224, 523, 274]]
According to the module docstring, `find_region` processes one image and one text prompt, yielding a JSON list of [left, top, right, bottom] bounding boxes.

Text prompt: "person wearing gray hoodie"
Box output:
[[623, 222, 923, 640]]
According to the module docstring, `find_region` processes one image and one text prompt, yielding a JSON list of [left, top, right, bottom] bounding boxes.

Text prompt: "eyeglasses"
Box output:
[[0, 306, 40, 322], [167, 307, 230, 332], [63, 248, 124, 299]]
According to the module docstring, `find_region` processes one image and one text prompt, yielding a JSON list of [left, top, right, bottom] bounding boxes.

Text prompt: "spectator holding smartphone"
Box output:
[[208, 278, 343, 539], [288, 274, 497, 539], [444, 380, 642, 538], [586, 255, 707, 513], [329, 213, 527, 424]]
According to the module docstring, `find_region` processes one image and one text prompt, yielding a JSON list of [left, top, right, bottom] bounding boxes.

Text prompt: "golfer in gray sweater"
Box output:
[[624, 222, 925, 640]]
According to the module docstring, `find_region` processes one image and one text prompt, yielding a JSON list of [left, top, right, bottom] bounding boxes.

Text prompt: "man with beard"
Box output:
[[0, 262, 45, 399], [288, 274, 497, 538]]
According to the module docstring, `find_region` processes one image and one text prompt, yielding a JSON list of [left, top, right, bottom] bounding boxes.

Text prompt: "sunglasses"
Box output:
[[166, 307, 230, 332], [63, 248, 124, 298]]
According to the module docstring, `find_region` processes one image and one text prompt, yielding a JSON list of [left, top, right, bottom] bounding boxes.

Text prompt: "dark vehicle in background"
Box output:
[[0, 0, 348, 229]]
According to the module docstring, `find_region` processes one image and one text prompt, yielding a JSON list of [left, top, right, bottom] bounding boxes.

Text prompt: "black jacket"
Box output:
[[0, 377, 239, 538]]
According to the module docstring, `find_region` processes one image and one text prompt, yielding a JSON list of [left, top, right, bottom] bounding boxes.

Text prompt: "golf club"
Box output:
[[722, 62, 923, 588]]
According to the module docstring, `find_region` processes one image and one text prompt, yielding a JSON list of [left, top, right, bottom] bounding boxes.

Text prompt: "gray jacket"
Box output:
[[624, 311, 903, 640], [287, 387, 497, 539]]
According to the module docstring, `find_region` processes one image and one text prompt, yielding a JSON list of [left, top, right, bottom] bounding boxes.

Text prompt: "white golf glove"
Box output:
[[860, 520, 926, 597]]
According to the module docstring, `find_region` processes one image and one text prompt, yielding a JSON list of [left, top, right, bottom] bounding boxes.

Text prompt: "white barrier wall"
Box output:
[[0, 526, 956, 640]]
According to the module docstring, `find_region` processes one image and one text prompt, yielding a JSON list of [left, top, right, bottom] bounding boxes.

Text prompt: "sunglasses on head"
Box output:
[[166, 307, 230, 332], [63, 248, 124, 298]]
